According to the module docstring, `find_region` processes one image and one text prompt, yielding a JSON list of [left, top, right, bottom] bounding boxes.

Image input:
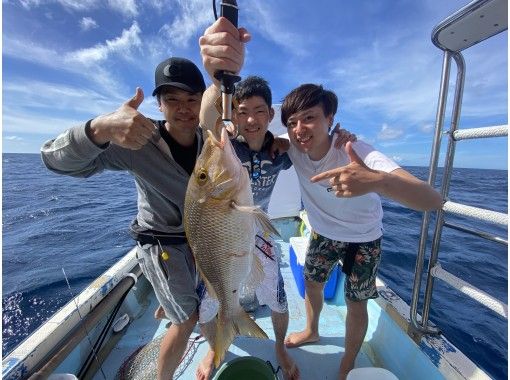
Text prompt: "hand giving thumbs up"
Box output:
[[88, 87, 157, 150]]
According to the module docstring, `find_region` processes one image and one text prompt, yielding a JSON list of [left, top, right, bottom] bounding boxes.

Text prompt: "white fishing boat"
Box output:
[[2, 0, 507, 379]]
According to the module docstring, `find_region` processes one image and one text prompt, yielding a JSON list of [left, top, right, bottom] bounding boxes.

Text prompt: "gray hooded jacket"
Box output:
[[40, 121, 203, 241]]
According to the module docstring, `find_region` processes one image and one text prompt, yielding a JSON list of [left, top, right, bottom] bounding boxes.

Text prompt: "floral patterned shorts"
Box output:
[[304, 231, 382, 302]]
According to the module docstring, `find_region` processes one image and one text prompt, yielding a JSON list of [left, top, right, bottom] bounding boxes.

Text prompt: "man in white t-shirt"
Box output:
[[280, 83, 443, 380]]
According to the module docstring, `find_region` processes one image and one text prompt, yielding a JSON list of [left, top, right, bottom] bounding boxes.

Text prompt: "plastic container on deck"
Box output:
[[212, 357, 277, 380], [347, 367, 398, 379], [289, 236, 339, 300]]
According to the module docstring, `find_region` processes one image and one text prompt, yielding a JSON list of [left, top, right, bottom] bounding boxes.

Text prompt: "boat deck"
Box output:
[[97, 234, 371, 379], [6, 218, 484, 379]]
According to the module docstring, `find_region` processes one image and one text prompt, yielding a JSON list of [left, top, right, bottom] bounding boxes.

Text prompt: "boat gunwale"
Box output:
[[2, 249, 139, 380]]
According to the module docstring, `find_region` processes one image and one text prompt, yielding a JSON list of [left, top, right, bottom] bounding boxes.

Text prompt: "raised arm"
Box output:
[[311, 142, 443, 211], [199, 17, 250, 134], [41, 87, 155, 176]]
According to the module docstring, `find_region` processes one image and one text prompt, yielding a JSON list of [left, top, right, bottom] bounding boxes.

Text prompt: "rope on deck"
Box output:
[[431, 263, 508, 319], [452, 125, 508, 140], [443, 201, 508, 226]]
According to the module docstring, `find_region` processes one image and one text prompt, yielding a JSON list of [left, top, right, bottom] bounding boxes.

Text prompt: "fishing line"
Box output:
[[62, 267, 107, 380]]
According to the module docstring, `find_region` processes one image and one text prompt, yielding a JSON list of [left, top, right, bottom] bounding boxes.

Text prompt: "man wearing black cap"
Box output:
[[41, 57, 207, 380]]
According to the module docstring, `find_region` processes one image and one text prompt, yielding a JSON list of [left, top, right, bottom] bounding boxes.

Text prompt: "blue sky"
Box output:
[[2, 0, 508, 169]]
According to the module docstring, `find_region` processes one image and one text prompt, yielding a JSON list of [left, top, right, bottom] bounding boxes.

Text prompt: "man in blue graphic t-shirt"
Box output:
[[197, 75, 299, 380]]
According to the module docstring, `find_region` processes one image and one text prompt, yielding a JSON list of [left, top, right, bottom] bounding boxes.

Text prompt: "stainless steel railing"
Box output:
[[409, 0, 508, 334]]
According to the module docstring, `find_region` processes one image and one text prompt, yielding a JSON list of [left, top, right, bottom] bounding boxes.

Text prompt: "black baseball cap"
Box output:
[[152, 57, 206, 96]]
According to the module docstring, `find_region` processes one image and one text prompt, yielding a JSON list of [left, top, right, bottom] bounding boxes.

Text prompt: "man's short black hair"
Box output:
[[234, 76, 272, 107], [281, 84, 338, 127]]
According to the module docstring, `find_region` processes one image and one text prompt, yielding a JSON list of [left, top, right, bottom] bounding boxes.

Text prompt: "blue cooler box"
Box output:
[[289, 237, 339, 300]]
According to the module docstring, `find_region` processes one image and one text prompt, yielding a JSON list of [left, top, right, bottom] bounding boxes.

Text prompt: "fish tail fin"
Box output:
[[235, 309, 268, 340], [213, 311, 268, 368]]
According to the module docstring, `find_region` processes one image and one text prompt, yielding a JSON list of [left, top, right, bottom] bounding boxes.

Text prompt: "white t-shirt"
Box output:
[[288, 140, 400, 242]]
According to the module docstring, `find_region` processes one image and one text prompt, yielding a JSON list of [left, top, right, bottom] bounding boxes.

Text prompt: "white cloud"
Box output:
[[108, 0, 137, 18], [245, 3, 308, 57], [146, 0, 165, 11], [329, 40, 440, 126], [65, 22, 142, 65], [377, 123, 404, 141], [420, 123, 434, 133], [3, 80, 121, 114], [160, 1, 211, 48], [2, 78, 161, 136], [4, 22, 145, 96], [19, 0, 137, 17], [4, 136, 24, 141], [80, 17, 98, 31], [3, 35, 61, 65], [19, 0, 44, 9]]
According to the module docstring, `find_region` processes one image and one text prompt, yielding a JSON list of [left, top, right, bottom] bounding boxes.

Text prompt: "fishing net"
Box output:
[[116, 333, 205, 380]]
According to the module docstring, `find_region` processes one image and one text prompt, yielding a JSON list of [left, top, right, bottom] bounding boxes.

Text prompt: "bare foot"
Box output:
[[154, 305, 167, 320], [284, 330, 319, 348], [196, 349, 215, 380], [276, 345, 300, 380]]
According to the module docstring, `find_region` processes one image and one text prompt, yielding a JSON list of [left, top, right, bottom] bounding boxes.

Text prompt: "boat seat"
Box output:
[[347, 367, 398, 380]]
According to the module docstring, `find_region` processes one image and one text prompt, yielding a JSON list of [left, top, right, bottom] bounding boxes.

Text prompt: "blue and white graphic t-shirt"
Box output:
[[232, 132, 293, 212]]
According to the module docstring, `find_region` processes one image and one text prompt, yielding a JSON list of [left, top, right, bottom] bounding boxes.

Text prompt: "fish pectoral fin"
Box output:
[[253, 208, 281, 238], [230, 202, 259, 213], [230, 203, 280, 238]]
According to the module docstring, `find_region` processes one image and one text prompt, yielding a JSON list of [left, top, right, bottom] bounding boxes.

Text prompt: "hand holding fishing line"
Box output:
[[311, 141, 383, 197], [88, 87, 155, 150]]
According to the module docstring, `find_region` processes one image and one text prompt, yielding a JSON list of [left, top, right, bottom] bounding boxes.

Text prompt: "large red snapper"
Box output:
[[184, 127, 277, 367]]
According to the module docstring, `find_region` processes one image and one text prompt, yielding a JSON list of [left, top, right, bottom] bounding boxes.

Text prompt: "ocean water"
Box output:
[[2, 153, 508, 379]]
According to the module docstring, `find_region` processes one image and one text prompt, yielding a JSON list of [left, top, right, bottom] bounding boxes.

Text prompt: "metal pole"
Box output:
[[421, 52, 466, 326], [410, 50, 452, 333]]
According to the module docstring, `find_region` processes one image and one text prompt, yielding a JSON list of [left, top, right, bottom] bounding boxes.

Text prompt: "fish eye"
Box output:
[[197, 168, 208, 183]]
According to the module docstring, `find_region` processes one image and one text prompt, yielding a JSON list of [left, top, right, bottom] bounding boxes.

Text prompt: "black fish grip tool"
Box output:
[[213, 0, 241, 137]]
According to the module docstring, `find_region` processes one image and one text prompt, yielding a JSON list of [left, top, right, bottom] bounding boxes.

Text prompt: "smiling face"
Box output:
[[158, 86, 202, 131], [235, 95, 274, 151], [286, 105, 333, 160]]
